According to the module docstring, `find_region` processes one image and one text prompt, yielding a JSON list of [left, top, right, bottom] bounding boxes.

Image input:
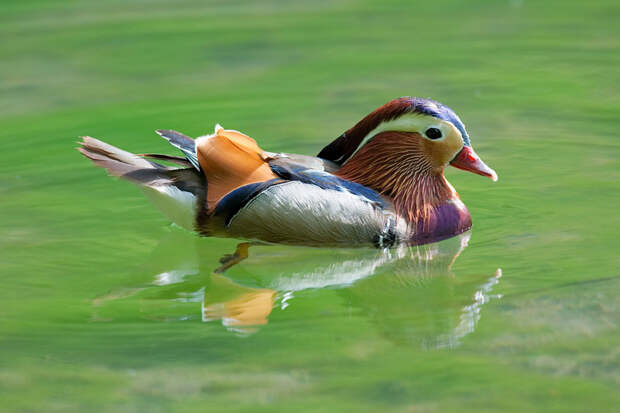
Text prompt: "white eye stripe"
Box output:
[[342, 114, 460, 165], [343, 114, 429, 163]]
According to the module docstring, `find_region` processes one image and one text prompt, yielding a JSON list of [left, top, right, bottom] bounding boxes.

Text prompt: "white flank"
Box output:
[[227, 181, 407, 245]]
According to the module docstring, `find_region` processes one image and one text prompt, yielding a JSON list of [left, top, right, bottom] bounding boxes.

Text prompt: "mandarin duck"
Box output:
[[79, 97, 497, 248]]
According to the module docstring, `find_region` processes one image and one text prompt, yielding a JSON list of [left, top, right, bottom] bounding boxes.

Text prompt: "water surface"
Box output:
[[1, 0, 619, 411]]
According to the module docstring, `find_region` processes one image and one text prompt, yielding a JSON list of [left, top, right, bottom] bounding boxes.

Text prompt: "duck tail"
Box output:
[[77, 136, 163, 181], [77, 136, 205, 231]]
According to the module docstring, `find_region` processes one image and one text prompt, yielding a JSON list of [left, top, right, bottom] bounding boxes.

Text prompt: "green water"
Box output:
[[1, 0, 619, 411]]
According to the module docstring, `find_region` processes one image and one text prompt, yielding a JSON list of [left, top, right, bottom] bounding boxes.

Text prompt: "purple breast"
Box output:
[[409, 200, 472, 245]]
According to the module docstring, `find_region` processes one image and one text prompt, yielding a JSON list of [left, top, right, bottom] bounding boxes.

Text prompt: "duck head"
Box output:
[[319, 97, 497, 222]]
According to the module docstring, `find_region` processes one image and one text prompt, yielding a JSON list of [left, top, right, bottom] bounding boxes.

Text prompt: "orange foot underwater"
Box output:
[[79, 97, 497, 247]]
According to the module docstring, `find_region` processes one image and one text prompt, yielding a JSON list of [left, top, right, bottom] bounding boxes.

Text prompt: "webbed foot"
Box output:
[[214, 242, 251, 273]]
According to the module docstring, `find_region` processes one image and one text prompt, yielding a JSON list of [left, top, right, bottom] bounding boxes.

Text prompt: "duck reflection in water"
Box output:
[[94, 229, 501, 347]]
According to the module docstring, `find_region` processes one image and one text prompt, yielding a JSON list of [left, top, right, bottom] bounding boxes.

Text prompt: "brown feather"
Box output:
[[78, 136, 158, 178]]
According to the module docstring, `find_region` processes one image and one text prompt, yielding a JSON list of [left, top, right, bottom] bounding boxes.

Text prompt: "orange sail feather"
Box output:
[[196, 126, 277, 211]]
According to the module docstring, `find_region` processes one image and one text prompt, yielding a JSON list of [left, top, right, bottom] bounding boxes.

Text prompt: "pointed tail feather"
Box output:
[[139, 153, 193, 168], [77, 136, 169, 185]]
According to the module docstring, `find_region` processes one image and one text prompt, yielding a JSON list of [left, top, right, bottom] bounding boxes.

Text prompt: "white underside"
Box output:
[[142, 185, 196, 231]]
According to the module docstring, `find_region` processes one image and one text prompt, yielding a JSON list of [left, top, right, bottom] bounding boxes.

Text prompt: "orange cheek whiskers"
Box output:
[[335, 132, 454, 225]]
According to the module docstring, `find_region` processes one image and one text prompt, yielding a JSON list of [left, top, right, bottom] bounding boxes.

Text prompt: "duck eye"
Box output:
[[425, 127, 442, 140]]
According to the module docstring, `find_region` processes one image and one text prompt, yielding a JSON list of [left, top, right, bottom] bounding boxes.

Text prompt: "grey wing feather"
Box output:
[[78, 136, 161, 180], [266, 152, 340, 174], [156, 129, 201, 171]]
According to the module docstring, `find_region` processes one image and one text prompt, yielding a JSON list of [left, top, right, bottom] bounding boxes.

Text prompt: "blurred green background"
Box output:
[[1, 0, 619, 412]]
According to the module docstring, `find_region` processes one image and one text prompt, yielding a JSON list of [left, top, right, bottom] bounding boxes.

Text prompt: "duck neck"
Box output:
[[334, 131, 460, 225]]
